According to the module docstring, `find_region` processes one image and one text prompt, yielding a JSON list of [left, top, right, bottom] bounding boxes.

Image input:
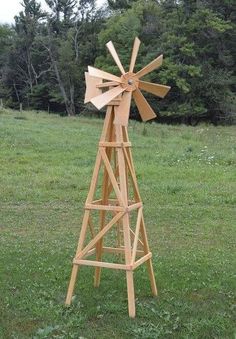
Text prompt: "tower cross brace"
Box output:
[[65, 103, 157, 318]]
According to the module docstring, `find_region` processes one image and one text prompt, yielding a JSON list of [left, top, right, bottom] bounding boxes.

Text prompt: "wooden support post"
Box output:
[[94, 107, 114, 287], [116, 124, 136, 318], [65, 104, 157, 317]]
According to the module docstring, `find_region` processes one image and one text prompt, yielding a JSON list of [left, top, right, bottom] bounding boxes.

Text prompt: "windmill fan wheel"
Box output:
[[84, 37, 170, 126]]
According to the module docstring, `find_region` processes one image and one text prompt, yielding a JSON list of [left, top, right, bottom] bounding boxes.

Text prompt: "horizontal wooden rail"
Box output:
[[73, 259, 131, 270]]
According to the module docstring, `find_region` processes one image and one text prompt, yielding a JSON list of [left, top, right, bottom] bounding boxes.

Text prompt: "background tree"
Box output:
[[0, 0, 235, 123]]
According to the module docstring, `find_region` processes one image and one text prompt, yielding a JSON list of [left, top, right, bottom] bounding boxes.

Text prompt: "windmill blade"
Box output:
[[135, 55, 163, 79], [114, 91, 132, 126], [129, 37, 141, 73], [88, 66, 121, 83], [106, 41, 125, 75], [133, 88, 157, 122], [139, 80, 170, 98], [91, 85, 126, 110], [84, 72, 103, 103]]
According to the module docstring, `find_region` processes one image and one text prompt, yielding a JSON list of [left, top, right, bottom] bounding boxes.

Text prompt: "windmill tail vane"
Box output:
[[84, 37, 170, 126]]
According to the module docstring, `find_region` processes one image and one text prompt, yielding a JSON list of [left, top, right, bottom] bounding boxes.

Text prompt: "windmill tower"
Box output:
[[65, 37, 170, 318]]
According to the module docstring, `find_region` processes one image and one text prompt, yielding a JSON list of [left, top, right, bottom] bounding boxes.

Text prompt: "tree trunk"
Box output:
[[48, 45, 73, 116], [46, 24, 74, 117]]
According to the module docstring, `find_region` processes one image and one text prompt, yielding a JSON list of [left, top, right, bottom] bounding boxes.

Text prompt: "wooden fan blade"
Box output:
[[135, 55, 163, 78], [133, 88, 157, 122], [114, 91, 132, 126], [129, 37, 141, 73], [91, 85, 126, 110], [139, 80, 170, 98], [106, 41, 125, 75], [84, 72, 103, 103], [88, 66, 121, 83]]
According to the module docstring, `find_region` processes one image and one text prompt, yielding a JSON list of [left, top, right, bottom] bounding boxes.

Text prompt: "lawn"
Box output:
[[0, 109, 235, 338]]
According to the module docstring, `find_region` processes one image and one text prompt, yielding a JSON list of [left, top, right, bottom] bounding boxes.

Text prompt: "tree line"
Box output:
[[0, 0, 235, 124]]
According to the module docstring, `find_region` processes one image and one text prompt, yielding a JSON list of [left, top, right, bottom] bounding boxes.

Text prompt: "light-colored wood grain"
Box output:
[[100, 148, 125, 206], [76, 211, 124, 260], [133, 252, 152, 269], [99, 141, 131, 148], [88, 65, 121, 82], [85, 203, 125, 212], [140, 215, 158, 296], [114, 91, 132, 126], [139, 80, 171, 98], [129, 37, 141, 73], [102, 246, 144, 256], [96, 81, 118, 88], [135, 54, 163, 78], [131, 207, 143, 265], [133, 88, 157, 122], [74, 259, 129, 270], [116, 124, 136, 318], [106, 41, 126, 75], [94, 108, 114, 287], [65, 265, 79, 305], [91, 86, 125, 110], [67, 34, 163, 316], [84, 72, 102, 103]]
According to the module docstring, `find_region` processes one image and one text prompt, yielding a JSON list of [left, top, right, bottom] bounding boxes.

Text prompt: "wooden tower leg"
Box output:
[[116, 124, 136, 318], [65, 265, 79, 305], [140, 216, 158, 296], [94, 108, 114, 287], [65, 137, 103, 304], [123, 126, 158, 297], [65, 105, 157, 317], [65, 210, 90, 305]]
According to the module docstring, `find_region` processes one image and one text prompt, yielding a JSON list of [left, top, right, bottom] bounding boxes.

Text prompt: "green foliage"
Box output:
[[0, 0, 235, 123], [96, 0, 235, 123], [0, 109, 235, 337]]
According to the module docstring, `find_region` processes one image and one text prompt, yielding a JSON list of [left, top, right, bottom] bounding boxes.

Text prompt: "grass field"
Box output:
[[0, 109, 235, 338]]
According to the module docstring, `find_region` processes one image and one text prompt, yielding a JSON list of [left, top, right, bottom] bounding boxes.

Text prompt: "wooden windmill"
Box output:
[[65, 37, 170, 318]]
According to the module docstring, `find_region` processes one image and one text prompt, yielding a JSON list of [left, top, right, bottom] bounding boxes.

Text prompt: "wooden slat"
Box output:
[[94, 108, 115, 287], [103, 246, 144, 256], [139, 80, 170, 98], [115, 124, 136, 318], [133, 252, 152, 269], [74, 259, 130, 270], [114, 91, 132, 126], [85, 203, 125, 212], [123, 147, 141, 201], [133, 88, 157, 122], [91, 86, 125, 110], [131, 207, 143, 264], [88, 65, 121, 83], [99, 141, 131, 148], [96, 81, 119, 88], [84, 248, 96, 258], [86, 152, 102, 203], [100, 148, 125, 206], [106, 41, 125, 75], [129, 37, 141, 73], [76, 211, 124, 260], [135, 55, 163, 78], [84, 72, 102, 103], [128, 202, 143, 212]]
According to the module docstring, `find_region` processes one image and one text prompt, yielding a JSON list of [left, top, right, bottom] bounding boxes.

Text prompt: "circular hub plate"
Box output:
[[120, 72, 139, 92]]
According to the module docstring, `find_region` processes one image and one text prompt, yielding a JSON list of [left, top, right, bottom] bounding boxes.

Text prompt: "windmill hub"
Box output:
[[121, 72, 139, 92]]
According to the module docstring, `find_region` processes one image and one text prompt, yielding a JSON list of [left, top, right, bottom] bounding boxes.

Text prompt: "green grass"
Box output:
[[0, 109, 235, 338]]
